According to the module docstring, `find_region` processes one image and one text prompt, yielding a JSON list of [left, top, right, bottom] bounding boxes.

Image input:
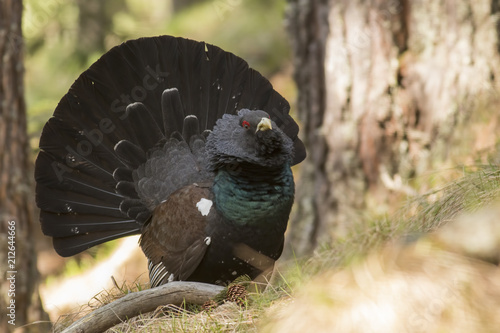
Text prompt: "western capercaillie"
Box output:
[[35, 35, 306, 287]]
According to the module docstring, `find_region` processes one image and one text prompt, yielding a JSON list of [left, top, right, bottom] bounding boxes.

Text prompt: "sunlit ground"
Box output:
[[39, 235, 148, 320]]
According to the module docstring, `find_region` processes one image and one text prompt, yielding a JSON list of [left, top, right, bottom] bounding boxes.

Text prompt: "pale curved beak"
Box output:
[[256, 117, 272, 133]]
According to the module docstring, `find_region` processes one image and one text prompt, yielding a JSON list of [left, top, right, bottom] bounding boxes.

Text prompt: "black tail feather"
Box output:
[[36, 185, 122, 217], [116, 181, 139, 198], [182, 116, 200, 142], [38, 117, 125, 175], [35, 155, 119, 204], [119, 199, 151, 223], [122, 102, 165, 151], [161, 88, 185, 136], [113, 167, 134, 182], [114, 140, 147, 169], [52, 229, 141, 257], [41, 212, 139, 238]]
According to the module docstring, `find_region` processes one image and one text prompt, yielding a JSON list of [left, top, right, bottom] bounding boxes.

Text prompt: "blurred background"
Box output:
[[22, 0, 296, 321], [2, 0, 500, 332]]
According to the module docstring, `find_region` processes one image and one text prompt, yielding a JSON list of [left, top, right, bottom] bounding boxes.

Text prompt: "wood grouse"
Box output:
[[35, 35, 306, 287]]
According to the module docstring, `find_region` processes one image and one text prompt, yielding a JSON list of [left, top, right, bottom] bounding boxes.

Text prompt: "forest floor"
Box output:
[[38, 236, 148, 321], [41, 180, 500, 332]]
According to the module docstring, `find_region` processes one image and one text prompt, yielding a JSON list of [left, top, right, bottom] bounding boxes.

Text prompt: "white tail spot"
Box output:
[[204, 236, 211, 245], [196, 198, 213, 216]]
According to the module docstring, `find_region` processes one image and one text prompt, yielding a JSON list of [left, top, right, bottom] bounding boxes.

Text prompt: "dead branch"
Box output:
[[60, 281, 224, 333]]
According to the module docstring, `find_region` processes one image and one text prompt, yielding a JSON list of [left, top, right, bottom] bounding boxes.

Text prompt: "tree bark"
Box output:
[[286, 0, 500, 255], [0, 1, 50, 331], [285, 0, 330, 256]]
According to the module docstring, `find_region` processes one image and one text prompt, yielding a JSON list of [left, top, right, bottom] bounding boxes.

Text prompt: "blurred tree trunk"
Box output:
[[75, 0, 126, 64], [286, 0, 500, 255], [0, 1, 50, 332], [172, 0, 205, 12]]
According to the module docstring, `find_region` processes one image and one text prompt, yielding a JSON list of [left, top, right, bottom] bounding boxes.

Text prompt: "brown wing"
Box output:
[[139, 184, 213, 287]]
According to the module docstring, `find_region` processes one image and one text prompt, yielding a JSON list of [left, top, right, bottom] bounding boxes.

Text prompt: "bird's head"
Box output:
[[206, 109, 294, 170]]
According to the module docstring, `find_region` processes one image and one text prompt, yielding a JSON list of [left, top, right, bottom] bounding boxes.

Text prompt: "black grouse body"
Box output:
[[35, 35, 306, 287]]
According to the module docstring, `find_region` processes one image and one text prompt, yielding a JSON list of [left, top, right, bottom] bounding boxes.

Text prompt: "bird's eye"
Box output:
[[242, 120, 250, 129]]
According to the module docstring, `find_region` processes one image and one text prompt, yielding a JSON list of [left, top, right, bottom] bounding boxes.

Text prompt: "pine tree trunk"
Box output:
[[75, 0, 126, 64], [286, 0, 500, 255], [0, 1, 50, 331], [172, 0, 205, 12]]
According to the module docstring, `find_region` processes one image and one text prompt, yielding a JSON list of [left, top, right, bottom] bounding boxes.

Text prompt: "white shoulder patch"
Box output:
[[196, 198, 213, 216]]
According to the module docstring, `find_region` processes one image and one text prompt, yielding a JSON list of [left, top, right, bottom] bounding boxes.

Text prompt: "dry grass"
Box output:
[[402, 164, 500, 232], [52, 278, 147, 332], [106, 303, 258, 333], [262, 239, 500, 333]]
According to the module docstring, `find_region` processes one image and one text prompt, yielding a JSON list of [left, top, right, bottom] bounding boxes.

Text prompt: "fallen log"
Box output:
[[61, 281, 224, 333]]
